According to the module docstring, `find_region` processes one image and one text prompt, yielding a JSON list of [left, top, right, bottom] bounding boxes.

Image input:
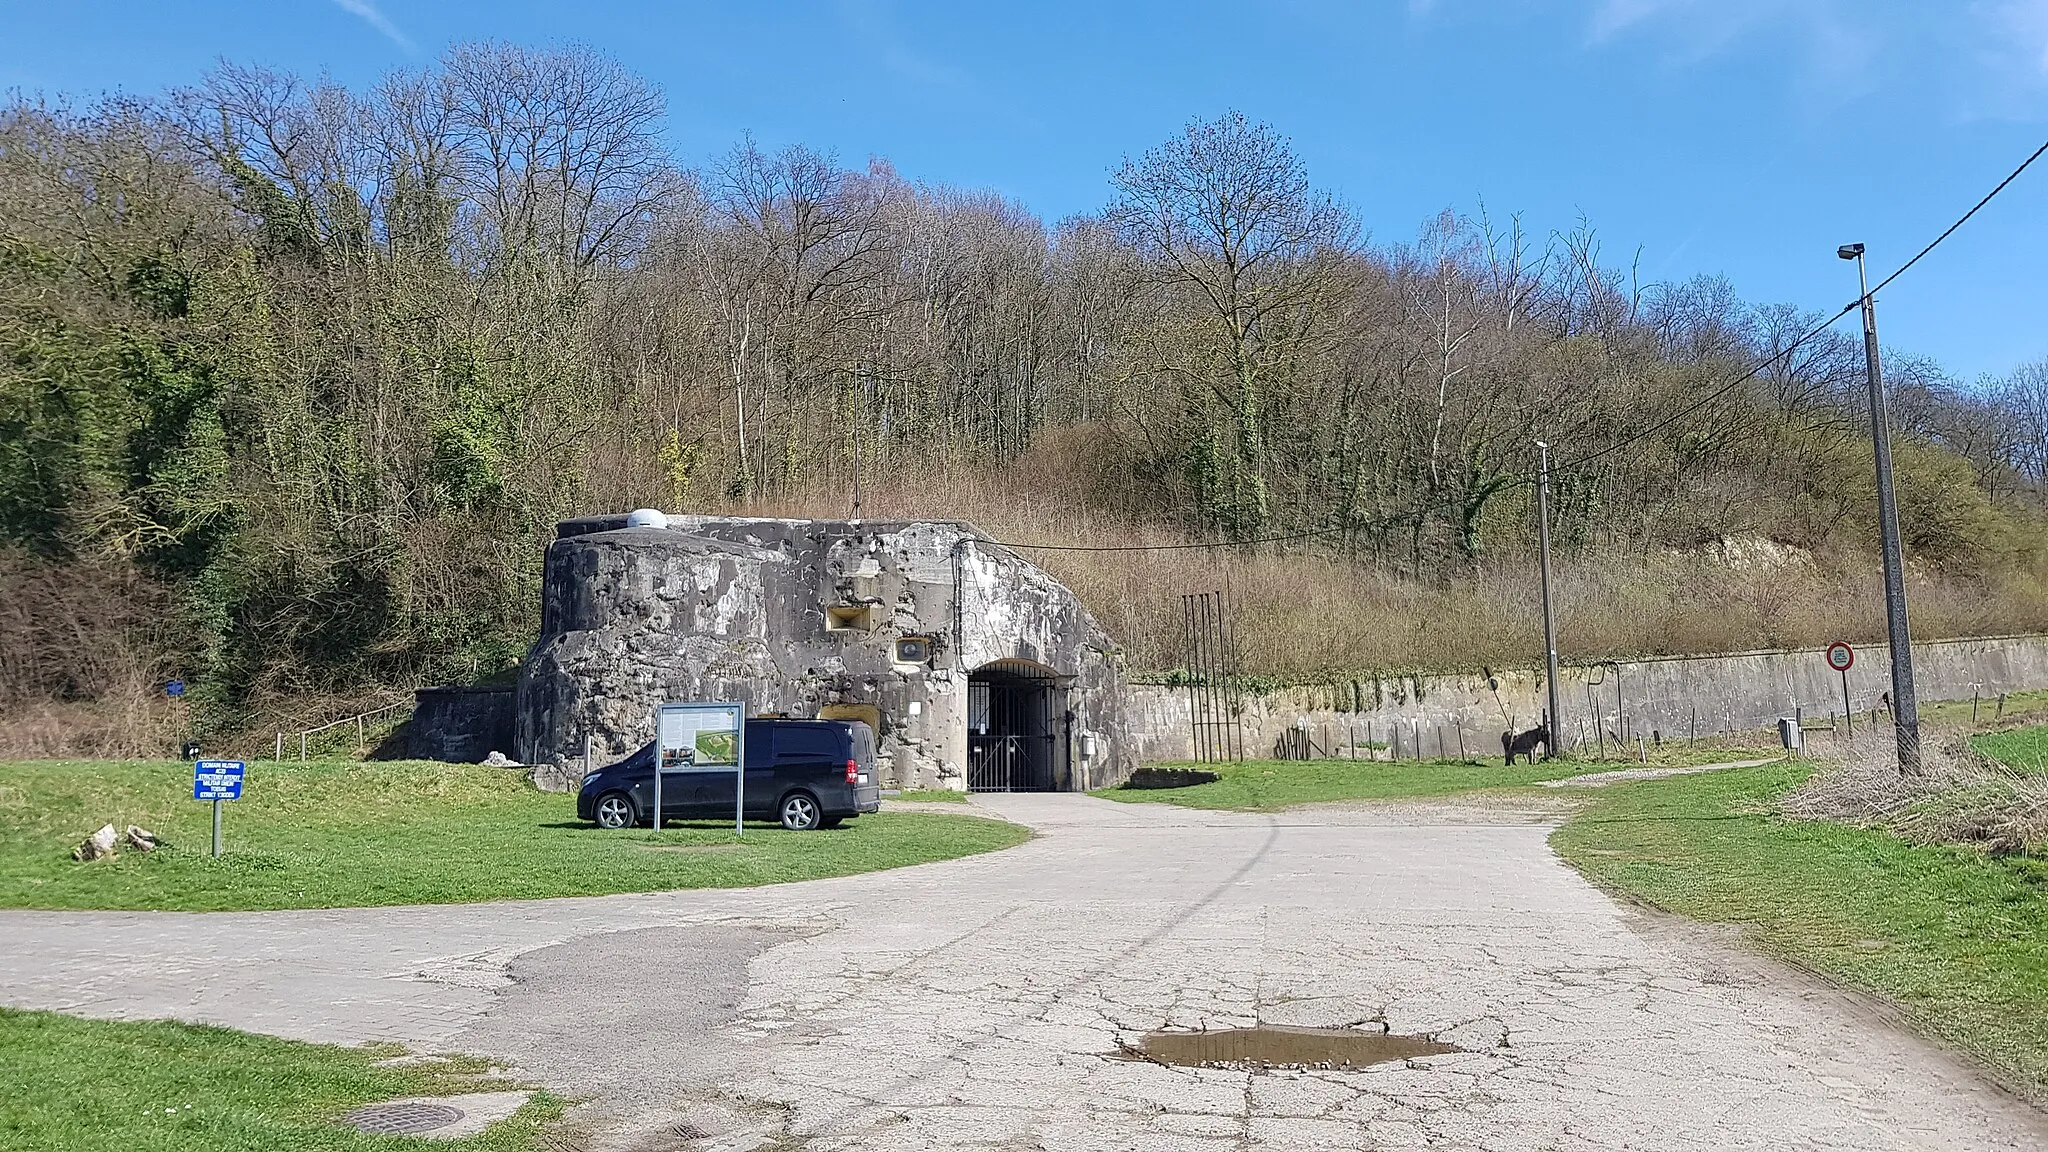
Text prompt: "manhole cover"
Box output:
[[342, 1101, 466, 1135]]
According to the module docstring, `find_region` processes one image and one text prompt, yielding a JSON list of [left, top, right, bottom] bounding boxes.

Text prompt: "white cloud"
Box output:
[[1958, 1, 2048, 117], [330, 0, 418, 56], [1979, 0, 2048, 74], [831, 0, 964, 89], [1583, 0, 1881, 106]]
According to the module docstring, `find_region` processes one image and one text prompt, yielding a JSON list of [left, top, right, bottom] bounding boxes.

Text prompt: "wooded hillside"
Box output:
[[6, 44, 2048, 750]]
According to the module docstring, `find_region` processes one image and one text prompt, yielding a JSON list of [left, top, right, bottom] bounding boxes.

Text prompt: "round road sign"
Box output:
[[1825, 641, 1855, 672]]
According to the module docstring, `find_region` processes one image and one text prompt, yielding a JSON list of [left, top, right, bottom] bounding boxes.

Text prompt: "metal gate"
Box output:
[[967, 661, 1063, 792], [1181, 590, 1246, 763]]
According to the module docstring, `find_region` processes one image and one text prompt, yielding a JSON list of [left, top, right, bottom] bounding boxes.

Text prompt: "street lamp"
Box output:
[[1534, 441, 1562, 757], [1838, 242, 1921, 772]]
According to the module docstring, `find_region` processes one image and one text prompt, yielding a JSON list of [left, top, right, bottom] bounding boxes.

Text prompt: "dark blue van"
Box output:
[[577, 718, 882, 831]]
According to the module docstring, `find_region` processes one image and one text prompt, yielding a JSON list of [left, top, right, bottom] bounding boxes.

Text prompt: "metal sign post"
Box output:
[[192, 760, 245, 858], [1826, 642, 1856, 737], [654, 701, 746, 837]]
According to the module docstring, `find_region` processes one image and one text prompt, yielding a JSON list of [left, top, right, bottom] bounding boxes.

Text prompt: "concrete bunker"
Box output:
[[516, 514, 1137, 792]]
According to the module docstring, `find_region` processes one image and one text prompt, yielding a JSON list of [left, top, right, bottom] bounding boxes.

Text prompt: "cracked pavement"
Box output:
[[4, 792, 2044, 1149]]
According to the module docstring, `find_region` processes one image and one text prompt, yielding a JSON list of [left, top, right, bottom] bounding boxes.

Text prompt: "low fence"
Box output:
[[275, 701, 409, 761]]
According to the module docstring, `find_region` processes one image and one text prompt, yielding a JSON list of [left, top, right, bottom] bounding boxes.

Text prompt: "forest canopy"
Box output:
[[5, 43, 2048, 744]]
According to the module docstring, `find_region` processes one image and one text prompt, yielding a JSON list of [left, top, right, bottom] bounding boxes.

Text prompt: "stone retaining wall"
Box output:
[[1127, 633, 2048, 762]]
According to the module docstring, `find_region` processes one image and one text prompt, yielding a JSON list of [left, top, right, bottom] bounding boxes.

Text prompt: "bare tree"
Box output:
[[1109, 111, 1356, 535], [441, 43, 676, 275]]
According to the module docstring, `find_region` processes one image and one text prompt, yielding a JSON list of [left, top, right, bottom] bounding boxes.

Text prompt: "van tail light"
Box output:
[[846, 758, 860, 784]]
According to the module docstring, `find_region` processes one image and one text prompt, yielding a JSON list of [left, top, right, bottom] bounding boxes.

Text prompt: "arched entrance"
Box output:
[[967, 659, 1068, 792]]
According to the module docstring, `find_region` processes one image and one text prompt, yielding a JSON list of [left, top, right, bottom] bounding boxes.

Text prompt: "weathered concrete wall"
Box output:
[[1127, 633, 2048, 762], [516, 515, 1138, 790], [410, 686, 516, 762], [954, 540, 1133, 790]]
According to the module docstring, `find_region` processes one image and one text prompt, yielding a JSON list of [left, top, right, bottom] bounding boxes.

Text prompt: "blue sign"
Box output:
[[193, 760, 245, 801], [165, 679, 185, 698]]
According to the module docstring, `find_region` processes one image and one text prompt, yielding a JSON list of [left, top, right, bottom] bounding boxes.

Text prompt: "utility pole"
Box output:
[[1838, 243, 1921, 772], [1535, 441, 1563, 757]]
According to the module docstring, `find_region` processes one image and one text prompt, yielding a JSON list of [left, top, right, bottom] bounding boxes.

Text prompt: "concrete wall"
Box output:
[[409, 686, 516, 762], [515, 515, 1139, 791], [1126, 633, 2048, 762]]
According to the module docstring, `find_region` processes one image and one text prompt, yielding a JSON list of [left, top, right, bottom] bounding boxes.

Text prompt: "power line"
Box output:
[[1552, 302, 1856, 473], [1866, 137, 2048, 303], [1559, 134, 2048, 474], [984, 134, 2048, 555]]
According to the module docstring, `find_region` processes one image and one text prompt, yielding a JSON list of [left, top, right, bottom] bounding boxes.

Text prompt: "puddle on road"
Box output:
[[1122, 1025, 1460, 1071]]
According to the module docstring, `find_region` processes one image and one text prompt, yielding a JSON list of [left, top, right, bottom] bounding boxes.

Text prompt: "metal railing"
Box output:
[[276, 701, 410, 761]]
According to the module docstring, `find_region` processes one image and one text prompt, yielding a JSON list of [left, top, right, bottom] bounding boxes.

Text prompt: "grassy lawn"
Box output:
[[0, 1008, 560, 1152], [889, 789, 969, 803], [1092, 746, 1770, 812], [1925, 687, 2048, 731], [0, 760, 1029, 912], [1551, 761, 2048, 1098], [1970, 725, 2048, 773]]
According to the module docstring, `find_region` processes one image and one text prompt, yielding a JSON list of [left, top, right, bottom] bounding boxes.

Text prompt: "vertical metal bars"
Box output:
[[1180, 590, 1246, 764]]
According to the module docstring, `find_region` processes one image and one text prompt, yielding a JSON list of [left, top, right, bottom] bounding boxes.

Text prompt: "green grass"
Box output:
[[0, 1008, 561, 1152], [1970, 724, 2048, 774], [1552, 761, 2048, 1097], [889, 789, 970, 803], [1924, 687, 2048, 731], [0, 759, 1030, 912], [1091, 746, 1770, 812]]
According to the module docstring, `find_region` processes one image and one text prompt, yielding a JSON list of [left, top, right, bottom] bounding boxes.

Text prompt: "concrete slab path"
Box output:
[[3, 793, 2043, 1150]]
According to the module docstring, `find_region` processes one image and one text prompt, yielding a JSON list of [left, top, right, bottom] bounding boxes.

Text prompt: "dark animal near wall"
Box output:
[[1502, 725, 1549, 765]]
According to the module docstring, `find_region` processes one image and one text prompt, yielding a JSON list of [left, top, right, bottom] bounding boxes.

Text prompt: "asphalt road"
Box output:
[[3, 792, 2044, 1150]]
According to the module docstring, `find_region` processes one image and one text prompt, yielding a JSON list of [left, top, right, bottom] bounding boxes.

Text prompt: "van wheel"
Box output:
[[779, 792, 822, 831], [594, 792, 638, 829]]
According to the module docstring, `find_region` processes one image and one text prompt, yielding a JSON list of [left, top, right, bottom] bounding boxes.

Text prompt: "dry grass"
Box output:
[[731, 443, 2048, 677], [20, 429, 2048, 757], [0, 551, 187, 758], [1786, 728, 2048, 855]]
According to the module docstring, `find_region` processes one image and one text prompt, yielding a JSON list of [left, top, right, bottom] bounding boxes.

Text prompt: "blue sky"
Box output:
[[6, 1, 2047, 381]]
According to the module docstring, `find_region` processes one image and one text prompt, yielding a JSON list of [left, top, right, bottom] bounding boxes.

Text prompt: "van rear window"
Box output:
[[775, 727, 842, 759]]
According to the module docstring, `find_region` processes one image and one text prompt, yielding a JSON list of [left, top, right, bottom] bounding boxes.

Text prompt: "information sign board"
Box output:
[[193, 760, 246, 801], [653, 702, 746, 835], [656, 702, 743, 771]]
